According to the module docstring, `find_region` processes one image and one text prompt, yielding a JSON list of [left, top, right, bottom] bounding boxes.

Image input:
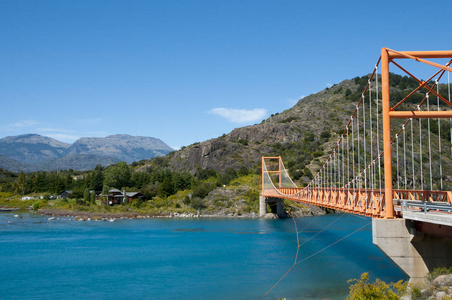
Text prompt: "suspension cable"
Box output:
[[352, 116, 355, 190], [369, 79, 374, 194], [427, 94, 433, 190], [449, 71, 452, 158], [396, 134, 400, 189], [376, 66, 382, 195], [419, 108, 424, 190], [437, 81, 443, 190], [347, 126, 350, 192], [363, 94, 367, 191], [403, 125, 407, 190], [411, 118, 415, 190], [342, 134, 345, 191], [357, 104, 360, 190]]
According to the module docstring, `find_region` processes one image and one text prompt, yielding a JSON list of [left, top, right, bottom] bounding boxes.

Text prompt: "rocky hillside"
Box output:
[[166, 78, 359, 183], [0, 154, 30, 172], [0, 134, 173, 172], [160, 73, 447, 187], [65, 134, 173, 164], [0, 134, 70, 165]]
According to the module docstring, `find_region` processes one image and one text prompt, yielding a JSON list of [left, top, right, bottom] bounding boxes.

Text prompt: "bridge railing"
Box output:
[[262, 187, 452, 218]]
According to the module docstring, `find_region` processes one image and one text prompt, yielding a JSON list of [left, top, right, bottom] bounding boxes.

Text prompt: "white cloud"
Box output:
[[0, 120, 40, 131], [326, 83, 333, 88], [36, 128, 75, 133], [209, 108, 267, 123], [14, 120, 40, 127], [45, 133, 81, 143], [35, 128, 80, 142]]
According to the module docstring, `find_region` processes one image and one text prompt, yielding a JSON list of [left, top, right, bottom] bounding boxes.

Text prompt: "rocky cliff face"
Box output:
[[168, 79, 358, 175], [169, 137, 272, 173]]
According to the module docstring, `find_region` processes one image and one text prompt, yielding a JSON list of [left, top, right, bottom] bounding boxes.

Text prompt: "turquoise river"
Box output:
[[0, 212, 405, 299]]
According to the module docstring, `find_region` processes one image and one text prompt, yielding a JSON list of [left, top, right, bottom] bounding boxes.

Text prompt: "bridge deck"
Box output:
[[262, 187, 452, 220]]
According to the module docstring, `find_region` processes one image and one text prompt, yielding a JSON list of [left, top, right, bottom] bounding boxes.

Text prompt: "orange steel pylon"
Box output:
[[381, 48, 452, 218]]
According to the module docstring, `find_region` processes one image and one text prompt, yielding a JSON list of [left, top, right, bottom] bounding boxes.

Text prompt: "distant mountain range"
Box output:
[[0, 134, 173, 172]]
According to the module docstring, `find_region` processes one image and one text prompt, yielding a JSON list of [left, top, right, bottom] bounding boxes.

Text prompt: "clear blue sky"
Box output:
[[1, 0, 451, 149]]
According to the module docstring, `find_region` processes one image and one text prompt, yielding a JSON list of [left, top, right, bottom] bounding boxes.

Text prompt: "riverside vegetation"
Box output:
[[0, 163, 313, 219], [347, 267, 452, 300]]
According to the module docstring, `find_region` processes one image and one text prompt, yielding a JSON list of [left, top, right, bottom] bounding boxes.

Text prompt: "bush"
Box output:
[[183, 195, 191, 206], [190, 197, 206, 210], [238, 166, 249, 177], [347, 273, 406, 300], [32, 200, 48, 211], [192, 182, 215, 199], [237, 139, 248, 146], [75, 199, 87, 205], [131, 199, 142, 209], [427, 267, 452, 283]]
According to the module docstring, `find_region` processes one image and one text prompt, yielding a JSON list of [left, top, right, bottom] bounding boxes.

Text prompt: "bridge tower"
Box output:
[[261, 48, 452, 281], [375, 48, 452, 281], [259, 157, 286, 218]]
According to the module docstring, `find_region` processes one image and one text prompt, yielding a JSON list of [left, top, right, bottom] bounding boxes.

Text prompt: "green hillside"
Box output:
[[2, 73, 451, 216]]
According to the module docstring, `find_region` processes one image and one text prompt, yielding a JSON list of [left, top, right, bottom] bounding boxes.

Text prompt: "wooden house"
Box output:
[[59, 190, 73, 199], [102, 188, 144, 205]]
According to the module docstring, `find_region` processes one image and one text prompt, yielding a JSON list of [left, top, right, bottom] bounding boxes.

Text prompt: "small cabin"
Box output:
[[102, 188, 144, 205], [59, 190, 73, 199]]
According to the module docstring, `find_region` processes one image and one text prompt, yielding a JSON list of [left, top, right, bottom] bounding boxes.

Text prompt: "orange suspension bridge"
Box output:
[[262, 48, 452, 219], [260, 48, 452, 280]]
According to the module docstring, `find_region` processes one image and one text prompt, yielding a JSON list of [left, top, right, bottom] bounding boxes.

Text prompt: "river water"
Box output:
[[0, 212, 405, 299]]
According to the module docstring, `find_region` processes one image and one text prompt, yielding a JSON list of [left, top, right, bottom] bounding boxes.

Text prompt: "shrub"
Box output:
[[183, 196, 191, 205], [347, 272, 406, 300], [32, 201, 47, 211], [190, 197, 206, 210], [237, 139, 248, 146], [427, 267, 452, 283], [192, 182, 215, 199]]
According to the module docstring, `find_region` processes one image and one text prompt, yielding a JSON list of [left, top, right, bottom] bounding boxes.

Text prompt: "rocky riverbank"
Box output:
[[37, 208, 261, 220], [37, 202, 326, 221], [401, 273, 452, 300]]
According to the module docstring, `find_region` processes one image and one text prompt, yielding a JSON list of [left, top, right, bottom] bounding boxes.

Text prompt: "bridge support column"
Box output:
[[372, 218, 452, 282], [259, 196, 267, 217], [259, 196, 286, 218]]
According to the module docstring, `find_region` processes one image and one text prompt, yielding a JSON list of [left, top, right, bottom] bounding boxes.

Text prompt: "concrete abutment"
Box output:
[[372, 218, 452, 282], [259, 196, 285, 218]]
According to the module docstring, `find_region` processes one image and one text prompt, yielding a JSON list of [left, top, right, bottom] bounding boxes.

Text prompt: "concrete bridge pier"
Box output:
[[259, 196, 285, 218], [372, 218, 452, 282]]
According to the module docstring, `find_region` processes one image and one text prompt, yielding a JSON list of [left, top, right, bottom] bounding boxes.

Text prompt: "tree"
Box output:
[[84, 188, 90, 203], [104, 162, 131, 189], [345, 88, 352, 97], [221, 168, 238, 185], [90, 190, 96, 204], [102, 184, 110, 195], [15, 171, 26, 195], [91, 164, 104, 191], [159, 177, 173, 198]]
